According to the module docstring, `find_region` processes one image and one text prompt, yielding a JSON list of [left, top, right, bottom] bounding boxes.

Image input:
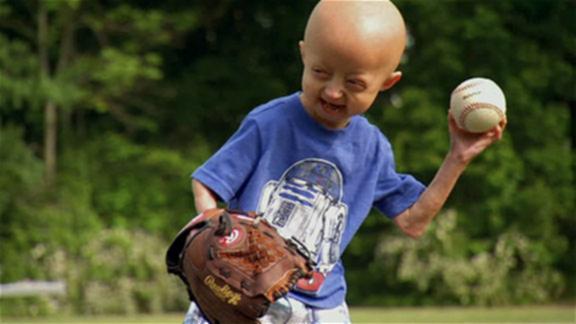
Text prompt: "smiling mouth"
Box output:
[[320, 99, 345, 114]]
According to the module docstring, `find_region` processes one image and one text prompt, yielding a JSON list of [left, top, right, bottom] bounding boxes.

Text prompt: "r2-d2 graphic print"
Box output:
[[257, 158, 348, 292]]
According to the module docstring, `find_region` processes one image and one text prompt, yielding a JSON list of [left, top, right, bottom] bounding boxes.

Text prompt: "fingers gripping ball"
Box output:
[[166, 209, 312, 324], [450, 77, 506, 133]]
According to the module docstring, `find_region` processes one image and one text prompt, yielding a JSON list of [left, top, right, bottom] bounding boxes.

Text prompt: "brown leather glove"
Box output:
[[166, 209, 312, 324]]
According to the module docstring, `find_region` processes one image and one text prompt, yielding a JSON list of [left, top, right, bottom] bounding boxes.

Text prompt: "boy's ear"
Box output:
[[380, 71, 402, 91], [298, 40, 305, 62]]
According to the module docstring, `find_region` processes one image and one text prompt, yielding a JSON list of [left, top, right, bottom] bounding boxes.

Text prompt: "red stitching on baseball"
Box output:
[[459, 103, 504, 129], [451, 81, 483, 96]]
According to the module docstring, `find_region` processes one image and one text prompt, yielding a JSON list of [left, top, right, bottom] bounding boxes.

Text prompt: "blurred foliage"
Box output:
[[78, 228, 189, 315], [0, 0, 574, 316], [376, 211, 565, 306]]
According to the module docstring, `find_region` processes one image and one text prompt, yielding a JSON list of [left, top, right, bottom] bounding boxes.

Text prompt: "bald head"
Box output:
[[303, 0, 407, 73]]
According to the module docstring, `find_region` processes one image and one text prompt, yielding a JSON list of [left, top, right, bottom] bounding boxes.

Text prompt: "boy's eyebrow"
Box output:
[[347, 71, 371, 79]]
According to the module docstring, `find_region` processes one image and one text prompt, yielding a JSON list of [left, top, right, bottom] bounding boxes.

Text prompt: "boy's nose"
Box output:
[[323, 83, 344, 100]]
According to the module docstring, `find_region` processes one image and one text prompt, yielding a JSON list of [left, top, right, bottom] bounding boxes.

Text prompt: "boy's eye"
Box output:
[[347, 79, 366, 90], [312, 68, 328, 77]]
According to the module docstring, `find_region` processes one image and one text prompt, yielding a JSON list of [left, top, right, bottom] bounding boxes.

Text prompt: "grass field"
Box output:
[[2, 305, 574, 323]]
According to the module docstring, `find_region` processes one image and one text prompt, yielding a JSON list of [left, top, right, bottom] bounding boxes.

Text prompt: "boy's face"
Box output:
[[298, 0, 406, 130], [299, 38, 400, 129]]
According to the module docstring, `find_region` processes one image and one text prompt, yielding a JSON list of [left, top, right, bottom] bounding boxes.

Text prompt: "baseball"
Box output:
[[450, 77, 506, 133]]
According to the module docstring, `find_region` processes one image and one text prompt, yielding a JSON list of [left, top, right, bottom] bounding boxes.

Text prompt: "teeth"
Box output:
[[322, 101, 342, 111]]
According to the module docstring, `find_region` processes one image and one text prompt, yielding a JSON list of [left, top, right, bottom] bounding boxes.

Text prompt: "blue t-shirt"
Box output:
[[192, 92, 425, 308]]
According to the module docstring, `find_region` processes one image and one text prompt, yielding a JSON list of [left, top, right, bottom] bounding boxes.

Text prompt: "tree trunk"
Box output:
[[39, 1, 57, 186], [44, 101, 57, 186]]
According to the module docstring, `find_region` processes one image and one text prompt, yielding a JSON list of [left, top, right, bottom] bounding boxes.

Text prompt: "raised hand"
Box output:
[[447, 112, 507, 165]]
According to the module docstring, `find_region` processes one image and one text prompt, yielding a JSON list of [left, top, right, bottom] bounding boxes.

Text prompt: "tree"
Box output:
[[0, 0, 197, 186]]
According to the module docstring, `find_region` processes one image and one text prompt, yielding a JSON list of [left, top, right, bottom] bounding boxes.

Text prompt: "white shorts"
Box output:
[[183, 297, 351, 324]]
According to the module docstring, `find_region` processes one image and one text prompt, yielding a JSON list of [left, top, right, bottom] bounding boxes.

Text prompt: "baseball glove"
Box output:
[[166, 208, 312, 324]]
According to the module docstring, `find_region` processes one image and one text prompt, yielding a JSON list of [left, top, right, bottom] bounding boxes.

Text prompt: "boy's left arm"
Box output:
[[394, 114, 506, 239]]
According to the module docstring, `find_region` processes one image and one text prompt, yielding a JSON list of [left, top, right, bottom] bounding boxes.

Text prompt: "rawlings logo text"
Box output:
[[204, 275, 241, 305]]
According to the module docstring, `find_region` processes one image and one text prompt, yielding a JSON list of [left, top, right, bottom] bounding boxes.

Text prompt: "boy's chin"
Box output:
[[316, 111, 350, 129]]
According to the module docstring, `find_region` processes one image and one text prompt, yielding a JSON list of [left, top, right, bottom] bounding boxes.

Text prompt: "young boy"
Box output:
[[185, 0, 506, 323]]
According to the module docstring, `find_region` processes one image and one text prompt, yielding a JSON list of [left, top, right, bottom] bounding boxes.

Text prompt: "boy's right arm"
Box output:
[[393, 114, 506, 239], [192, 179, 218, 213]]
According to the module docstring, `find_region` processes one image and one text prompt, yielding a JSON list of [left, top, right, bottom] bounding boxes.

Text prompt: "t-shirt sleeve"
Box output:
[[373, 137, 426, 218], [192, 118, 261, 203]]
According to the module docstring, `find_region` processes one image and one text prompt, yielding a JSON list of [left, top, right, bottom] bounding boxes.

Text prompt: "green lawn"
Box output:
[[2, 305, 574, 323], [350, 305, 575, 323]]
